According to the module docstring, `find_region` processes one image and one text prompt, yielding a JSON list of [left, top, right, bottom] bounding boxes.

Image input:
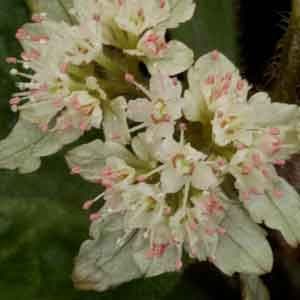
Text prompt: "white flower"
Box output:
[[99, 157, 136, 190], [63, 91, 103, 130], [229, 148, 277, 198], [125, 29, 194, 75], [127, 72, 183, 140], [184, 50, 249, 123], [172, 191, 227, 261], [156, 138, 218, 193], [122, 183, 169, 230], [7, 13, 104, 135], [115, 0, 170, 36], [212, 101, 255, 146]]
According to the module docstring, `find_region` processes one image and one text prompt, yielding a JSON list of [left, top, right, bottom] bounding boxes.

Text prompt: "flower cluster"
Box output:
[[3, 0, 194, 172], [2, 0, 300, 293]]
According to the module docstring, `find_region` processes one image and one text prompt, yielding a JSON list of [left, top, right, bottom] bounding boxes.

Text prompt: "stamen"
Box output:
[[11, 104, 18, 112], [236, 143, 246, 150], [21, 49, 41, 61], [79, 120, 89, 132], [89, 212, 101, 222], [159, 0, 166, 8], [129, 123, 147, 133], [163, 206, 172, 216], [236, 79, 245, 91], [9, 97, 21, 106], [82, 191, 106, 210], [188, 219, 198, 231], [241, 191, 250, 202], [137, 8, 144, 18], [39, 123, 48, 132], [31, 12, 47, 23], [182, 182, 191, 208], [16, 28, 29, 40], [6, 57, 17, 64], [217, 227, 226, 235], [52, 98, 64, 108], [249, 187, 262, 195], [70, 166, 81, 175], [274, 159, 285, 166], [59, 63, 68, 74], [30, 34, 49, 44], [110, 133, 122, 141], [9, 68, 18, 76], [136, 165, 165, 182], [241, 163, 252, 175], [252, 153, 262, 168], [217, 159, 226, 167], [269, 127, 280, 135], [10, 68, 34, 80], [205, 74, 215, 85], [179, 123, 187, 145], [176, 259, 183, 270], [93, 14, 101, 22], [261, 168, 270, 178], [125, 73, 156, 102], [205, 227, 216, 236], [272, 189, 283, 199], [211, 50, 219, 61]]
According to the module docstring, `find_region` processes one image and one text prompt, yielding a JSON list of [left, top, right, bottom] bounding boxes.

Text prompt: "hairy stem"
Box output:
[[268, 0, 300, 103]]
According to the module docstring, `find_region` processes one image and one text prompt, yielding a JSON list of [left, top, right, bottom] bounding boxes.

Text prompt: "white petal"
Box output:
[[103, 97, 130, 144], [127, 98, 152, 123], [158, 0, 196, 29], [192, 162, 218, 190], [145, 40, 194, 76], [149, 71, 182, 101], [115, 0, 170, 36], [161, 167, 185, 193], [155, 138, 182, 162], [145, 123, 174, 142], [90, 105, 103, 129]]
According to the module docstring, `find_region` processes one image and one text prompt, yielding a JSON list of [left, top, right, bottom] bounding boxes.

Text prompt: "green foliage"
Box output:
[[171, 0, 240, 64]]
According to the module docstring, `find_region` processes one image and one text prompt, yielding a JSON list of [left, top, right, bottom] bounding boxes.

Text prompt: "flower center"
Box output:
[[144, 32, 168, 56], [151, 99, 170, 123], [100, 167, 131, 188], [172, 154, 195, 176]]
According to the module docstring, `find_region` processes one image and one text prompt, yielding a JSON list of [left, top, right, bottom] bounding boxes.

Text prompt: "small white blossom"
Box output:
[[127, 72, 183, 140], [155, 138, 217, 193]]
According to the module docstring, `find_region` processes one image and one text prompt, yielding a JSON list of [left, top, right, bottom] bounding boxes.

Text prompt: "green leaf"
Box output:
[[242, 177, 300, 247], [240, 274, 270, 300], [0, 195, 87, 300], [171, 0, 240, 64], [214, 207, 273, 275], [26, 0, 74, 23]]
